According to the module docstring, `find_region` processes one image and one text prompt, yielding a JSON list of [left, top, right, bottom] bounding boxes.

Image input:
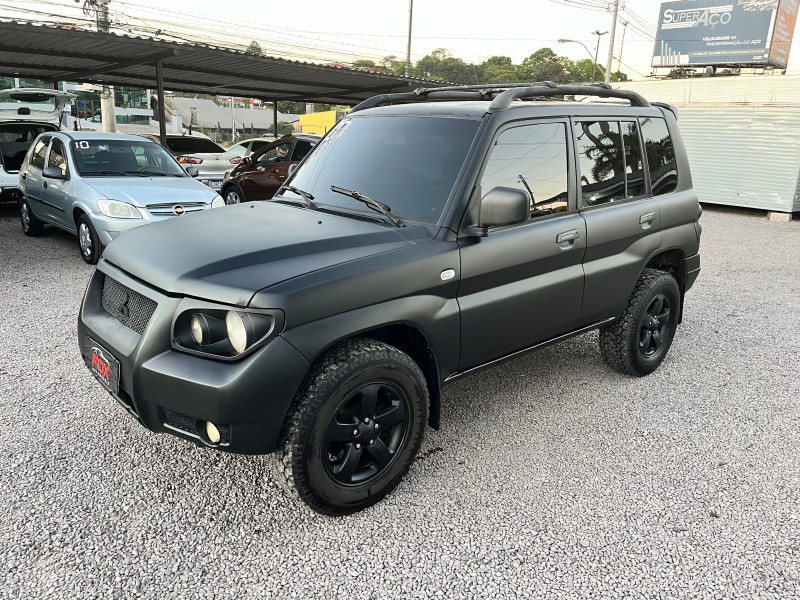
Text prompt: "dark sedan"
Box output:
[[220, 134, 320, 204]]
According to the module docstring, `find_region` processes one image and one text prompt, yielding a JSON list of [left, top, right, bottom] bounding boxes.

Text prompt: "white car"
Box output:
[[227, 136, 277, 158], [0, 88, 74, 203], [141, 134, 241, 191]]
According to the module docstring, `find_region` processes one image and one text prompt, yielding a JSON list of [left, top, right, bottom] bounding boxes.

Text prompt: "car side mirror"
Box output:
[[185, 166, 199, 177], [42, 166, 67, 180], [465, 186, 530, 237], [288, 163, 298, 176]]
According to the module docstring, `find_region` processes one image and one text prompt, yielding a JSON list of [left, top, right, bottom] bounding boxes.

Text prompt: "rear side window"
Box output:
[[623, 121, 646, 199], [575, 121, 625, 207], [30, 138, 49, 169], [291, 140, 315, 162], [47, 138, 68, 176], [639, 117, 678, 196], [165, 137, 225, 154], [480, 122, 570, 219]]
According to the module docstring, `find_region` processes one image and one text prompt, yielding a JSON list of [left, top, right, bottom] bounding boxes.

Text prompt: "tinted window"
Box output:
[[575, 120, 625, 207], [164, 137, 225, 154], [255, 142, 291, 164], [287, 116, 480, 225], [249, 140, 271, 153], [30, 138, 49, 170], [290, 140, 315, 162], [639, 117, 678, 196], [480, 122, 569, 218], [47, 138, 68, 176], [623, 121, 645, 199]]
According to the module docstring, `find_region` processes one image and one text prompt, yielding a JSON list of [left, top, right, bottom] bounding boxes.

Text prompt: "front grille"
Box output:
[[101, 276, 157, 335], [146, 202, 207, 216], [162, 408, 231, 444]]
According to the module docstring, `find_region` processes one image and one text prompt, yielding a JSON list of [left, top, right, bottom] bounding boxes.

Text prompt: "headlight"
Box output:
[[211, 194, 225, 209], [97, 199, 142, 219], [172, 304, 283, 360]]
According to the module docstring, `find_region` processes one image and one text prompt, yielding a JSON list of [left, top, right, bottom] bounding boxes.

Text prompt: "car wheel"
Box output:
[[19, 196, 44, 236], [77, 214, 103, 265], [223, 185, 244, 205], [273, 338, 428, 515], [599, 268, 681, 376]]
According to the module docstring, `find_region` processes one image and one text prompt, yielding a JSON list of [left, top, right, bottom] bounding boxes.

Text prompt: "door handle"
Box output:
[[21, 173, 26, 180], [639, 212, 656, 228], [43, 181, 48, 189], [556, 229, 579, 244]]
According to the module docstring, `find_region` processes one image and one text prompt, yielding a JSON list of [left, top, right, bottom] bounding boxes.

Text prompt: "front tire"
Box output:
[[19, 197, 44, 236], [274, 338, 428, 515], [77, 214, 103, 265], [599, 268, 681, 376], [223, 185, 244, 205]]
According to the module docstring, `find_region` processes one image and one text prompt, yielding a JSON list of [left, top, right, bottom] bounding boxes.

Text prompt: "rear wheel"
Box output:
[[223, 185, 244, 205], [599, 268, 681, 376], [19, 197, 43, 236], [273, 338, 428, 515], [77, 214, 103, 265]]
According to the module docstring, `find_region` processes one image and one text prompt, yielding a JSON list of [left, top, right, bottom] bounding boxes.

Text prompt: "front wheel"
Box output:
[[223, 185, 244, 205], [77, 214, 103, 265], [599, 268, 681, 376], [273, 339, 428, 515]]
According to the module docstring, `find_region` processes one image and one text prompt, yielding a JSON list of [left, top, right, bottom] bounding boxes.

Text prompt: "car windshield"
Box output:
[[72, 139, 186, 177], [283, 115, 480, 225], [164, 137, 226, 154]]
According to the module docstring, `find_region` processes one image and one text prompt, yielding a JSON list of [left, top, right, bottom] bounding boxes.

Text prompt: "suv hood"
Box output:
[[102, 202, 413, 306], [0, 88, 74, 125], [84, 177, 214, 207]]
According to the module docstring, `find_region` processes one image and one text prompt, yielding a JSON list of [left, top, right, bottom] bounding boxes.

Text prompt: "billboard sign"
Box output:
[[653, 0, 798, 68]]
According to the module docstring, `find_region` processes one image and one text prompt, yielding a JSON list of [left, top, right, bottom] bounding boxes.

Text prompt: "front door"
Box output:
[[39, 138, 73, 230], [240, 140, 294, 200]]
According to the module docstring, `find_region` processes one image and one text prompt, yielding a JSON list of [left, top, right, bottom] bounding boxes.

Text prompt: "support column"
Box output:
[[156, 58, 167, 146]]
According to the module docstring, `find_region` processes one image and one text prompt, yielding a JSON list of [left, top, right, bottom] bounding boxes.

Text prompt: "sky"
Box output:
[[5, 0, 800, 80]]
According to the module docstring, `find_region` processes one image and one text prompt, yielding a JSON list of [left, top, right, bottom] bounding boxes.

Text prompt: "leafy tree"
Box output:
[[352, 59, 376, 69], [246, 41, 263, 56], [379, 55, 406, 76], [480, 56, 518, 83]]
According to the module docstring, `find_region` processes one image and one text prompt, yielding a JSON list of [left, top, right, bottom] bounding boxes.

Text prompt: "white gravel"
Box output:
[[1, 203, 798, 599]]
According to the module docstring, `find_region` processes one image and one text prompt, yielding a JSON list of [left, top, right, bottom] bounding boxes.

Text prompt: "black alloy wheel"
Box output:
[[638, 294, 672, 358]]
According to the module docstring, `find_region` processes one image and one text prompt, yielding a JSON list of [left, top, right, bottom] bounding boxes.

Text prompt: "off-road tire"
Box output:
[[77, 214, 103, 265], [599, 268, 681, 376], [19, 197, 44, 236], [272, 338, 428, 516]]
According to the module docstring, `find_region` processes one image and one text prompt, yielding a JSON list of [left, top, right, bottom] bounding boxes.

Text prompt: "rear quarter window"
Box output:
[[639, 117, 678, 196]]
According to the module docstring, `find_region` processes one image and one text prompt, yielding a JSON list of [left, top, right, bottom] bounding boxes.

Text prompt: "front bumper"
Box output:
[[77, 261, 311, 454]]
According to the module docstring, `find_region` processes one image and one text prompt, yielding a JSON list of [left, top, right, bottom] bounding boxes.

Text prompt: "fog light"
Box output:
[[205, 421, 221, 444]]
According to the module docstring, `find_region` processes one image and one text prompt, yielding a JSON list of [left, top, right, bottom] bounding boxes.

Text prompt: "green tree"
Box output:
[[379, 55, 406, 76], [480, 56, 518, 83], [352, 59, 376, 69], [246, 41, 263, 56]]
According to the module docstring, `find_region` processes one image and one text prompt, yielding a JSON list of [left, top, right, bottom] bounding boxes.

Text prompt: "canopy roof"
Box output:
[[0, 20, 437, 105]]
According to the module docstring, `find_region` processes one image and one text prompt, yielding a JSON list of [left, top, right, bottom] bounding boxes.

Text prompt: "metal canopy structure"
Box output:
[[0, 19, 441, 142]]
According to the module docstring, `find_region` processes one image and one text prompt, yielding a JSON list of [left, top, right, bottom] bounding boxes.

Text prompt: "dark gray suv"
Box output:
[[78, 83, 701, 515]]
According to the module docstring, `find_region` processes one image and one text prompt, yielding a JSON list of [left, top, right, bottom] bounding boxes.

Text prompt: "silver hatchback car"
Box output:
[[19, 132, 225, 263]]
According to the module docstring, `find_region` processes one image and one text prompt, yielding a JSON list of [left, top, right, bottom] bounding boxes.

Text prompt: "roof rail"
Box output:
[[351, 81, 650, 112]]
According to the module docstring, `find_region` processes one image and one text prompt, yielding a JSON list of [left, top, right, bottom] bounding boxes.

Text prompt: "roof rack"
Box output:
[[350, 81, 650, 112]]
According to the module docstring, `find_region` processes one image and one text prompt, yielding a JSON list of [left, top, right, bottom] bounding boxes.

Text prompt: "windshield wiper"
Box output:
[[330, 185, 404, 227], [81, 170, 128, 176], [275, 184, 317, 209], [122, 170, 182, 177]]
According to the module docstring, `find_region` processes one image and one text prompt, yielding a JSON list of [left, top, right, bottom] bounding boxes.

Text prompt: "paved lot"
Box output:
[[1, 202, 798, 599]]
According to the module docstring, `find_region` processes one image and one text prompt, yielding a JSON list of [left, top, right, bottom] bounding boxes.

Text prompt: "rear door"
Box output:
[[575, 118, 662, 323], [457, 119, 587, 370], [21, 136, 51, 220], [38, 137, 73, 229]]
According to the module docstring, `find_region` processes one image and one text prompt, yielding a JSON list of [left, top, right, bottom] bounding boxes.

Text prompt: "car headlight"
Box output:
[[211, 194, 225, 208], [97, 199, 143, 219], [172, 304, 283, 360]]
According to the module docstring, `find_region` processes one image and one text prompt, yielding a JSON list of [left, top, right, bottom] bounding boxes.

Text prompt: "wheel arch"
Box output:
[[645, 247, 687, 322]]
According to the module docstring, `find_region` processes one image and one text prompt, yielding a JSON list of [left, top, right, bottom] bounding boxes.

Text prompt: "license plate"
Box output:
[[86, 337, 120, 395], [207, 180, 222, 189]]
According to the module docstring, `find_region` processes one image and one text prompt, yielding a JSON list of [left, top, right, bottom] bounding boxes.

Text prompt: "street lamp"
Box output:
[[558, 31, 607, 83]]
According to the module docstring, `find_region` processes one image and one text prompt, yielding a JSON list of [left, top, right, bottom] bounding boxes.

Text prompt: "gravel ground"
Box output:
[[1, 203, 798, 599]]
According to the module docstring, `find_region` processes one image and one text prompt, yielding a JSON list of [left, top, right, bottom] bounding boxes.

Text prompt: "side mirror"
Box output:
[[288, 163, 298, 176], [42, 166, 67, 180], [466, 186, 529, 237], [185, 166, 199, 177]]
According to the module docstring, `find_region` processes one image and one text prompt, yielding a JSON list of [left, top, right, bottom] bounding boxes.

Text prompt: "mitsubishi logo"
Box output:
[[120, 292, 130, 318]]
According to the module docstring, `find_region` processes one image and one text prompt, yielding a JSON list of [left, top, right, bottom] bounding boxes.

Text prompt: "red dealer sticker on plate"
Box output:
[[86, 338, 120, 395]]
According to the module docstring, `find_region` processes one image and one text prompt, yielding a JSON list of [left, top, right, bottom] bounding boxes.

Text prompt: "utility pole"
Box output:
[[405, 0, 413, 77], [617, 21, 628, 73], [605, 0, 620, 83], [93, 0, 117, 132]]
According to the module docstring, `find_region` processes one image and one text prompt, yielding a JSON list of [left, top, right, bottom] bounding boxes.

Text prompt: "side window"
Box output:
[[256, 142, 292, 164], [622, 121, 645, 199], [290, 140, 315, 162], [575, 120, 625, 207], [47, 139, 68, 176], [30, 138, 49, 170], [249, 140, 270, 154], [639, 117, 678, 196], [479, 122, 570, 220]]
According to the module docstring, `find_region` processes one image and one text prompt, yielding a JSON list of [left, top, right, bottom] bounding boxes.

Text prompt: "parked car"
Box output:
[[220, 134, 320, 204], [19, 132, 225, 264], [78, 83, 701, 515], [0, 88, 74, 203], [226, 136, 278, 158], [140, 134, 241, 191]]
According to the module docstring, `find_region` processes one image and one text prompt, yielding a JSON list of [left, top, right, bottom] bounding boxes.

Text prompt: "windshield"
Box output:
[[164, 137, 226, 154], [0, 91, 61, 113], [72, 139, 187, 177], [283, 115, 480, 225]]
